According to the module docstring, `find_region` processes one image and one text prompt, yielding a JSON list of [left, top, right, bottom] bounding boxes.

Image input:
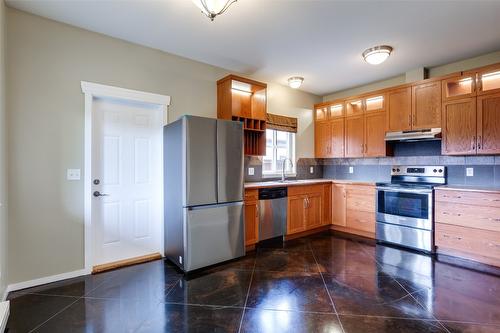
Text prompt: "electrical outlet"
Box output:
[[349, 166, 354, 174], [248, 167, 255, 176], [466, 167, 474, 177], [309, 166, 314, 174], [67, 169, 81, 180]]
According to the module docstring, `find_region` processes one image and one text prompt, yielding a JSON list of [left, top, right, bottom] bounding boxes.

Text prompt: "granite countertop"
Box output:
[[436, 184, 500, 194], [244, 179, 375, 189]]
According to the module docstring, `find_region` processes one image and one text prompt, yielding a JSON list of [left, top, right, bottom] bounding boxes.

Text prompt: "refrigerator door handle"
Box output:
[[187, 201, 244, 211]]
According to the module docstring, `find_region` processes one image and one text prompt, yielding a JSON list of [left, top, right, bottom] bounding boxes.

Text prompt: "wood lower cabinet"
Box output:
[[435, 188, 500, 267], [331, 183, 376, 238], [387, 87, 412, 132], [287, 184, 329, 236], [442, 98, 477, 155], [244, 189, 259, 246], [412, 81, 442, 129], [345, 115, 364, 158], [477, 92, 500, 154]]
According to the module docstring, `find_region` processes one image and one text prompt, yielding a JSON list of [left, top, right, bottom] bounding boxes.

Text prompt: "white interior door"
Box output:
[[91, 97, 163, 266]]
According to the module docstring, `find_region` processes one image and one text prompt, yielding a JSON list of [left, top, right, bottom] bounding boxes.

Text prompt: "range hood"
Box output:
[[385, 128, 441, 142]]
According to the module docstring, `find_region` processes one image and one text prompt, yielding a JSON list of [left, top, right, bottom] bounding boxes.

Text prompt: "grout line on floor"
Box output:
[[27, 296, 81, 333], [309, 241, 346, 333], [237, 251, 257, 333]]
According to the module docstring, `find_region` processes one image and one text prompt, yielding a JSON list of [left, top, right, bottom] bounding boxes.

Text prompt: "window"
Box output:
[[262, 129, 295, 176]]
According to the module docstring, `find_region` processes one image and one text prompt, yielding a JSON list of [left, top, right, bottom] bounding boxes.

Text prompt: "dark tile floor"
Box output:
[[5, 232, 500, 333]]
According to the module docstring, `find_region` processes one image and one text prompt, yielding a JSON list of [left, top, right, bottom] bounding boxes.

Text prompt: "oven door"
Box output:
[[376, 187, 433, 230]]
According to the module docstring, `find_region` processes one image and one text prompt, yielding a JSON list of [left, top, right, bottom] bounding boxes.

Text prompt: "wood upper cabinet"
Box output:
[[387, 87, 412, 132], [345, 115, 364, 158], [364, 112, 387, 157], [329, 103, 344, 118], [346, 99, 364, 117], [477, 65, 500, 96], [364, 94, 385, 114], [442, 73, 476, 101], [477, 92, 500, 154], [315, 105, 329, 122], [442, 98, 477, 155], [412, 81, 442, 129], [330, 118, 345, 158], [315, 121, 331, 158]]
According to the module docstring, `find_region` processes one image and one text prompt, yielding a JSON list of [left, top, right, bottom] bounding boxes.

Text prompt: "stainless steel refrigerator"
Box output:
[[164, 115, 245, 272]]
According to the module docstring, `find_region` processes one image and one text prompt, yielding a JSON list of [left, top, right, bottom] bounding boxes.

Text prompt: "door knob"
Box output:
[[93, 191, 109, 197]]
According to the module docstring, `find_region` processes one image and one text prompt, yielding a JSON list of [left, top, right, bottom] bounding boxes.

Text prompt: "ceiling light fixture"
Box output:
[[362, 45, 393, 65], [192, 0, 237, 21], [288, 77, 304, 89]]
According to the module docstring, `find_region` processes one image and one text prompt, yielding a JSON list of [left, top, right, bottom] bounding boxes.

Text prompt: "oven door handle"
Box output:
[[376, 187, 433, 194]]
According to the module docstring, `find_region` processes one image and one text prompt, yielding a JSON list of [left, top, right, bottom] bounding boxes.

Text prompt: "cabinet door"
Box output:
[[387, 87, 412, 132], [329, 103, 344, 118], [477, 65, 500, 96], [287, 196, 306, 235], [305, 193, 323, 230], [323, 184, 332, 225], [346, 99, 364, 117], [315, 106, 329, 122], [315, 121, 331, 158], [442, 98, 477, 155], [345, 115, 364, 158], [477, 92, 500, 154], [330, 118, 345, 158], [442, 74, 476, 101], [364, 112, 387, 157], [364, 94, 385, 114], [332, 184, 346, 227], [244, 201, 259, 246], [412, 81, 442, 129]]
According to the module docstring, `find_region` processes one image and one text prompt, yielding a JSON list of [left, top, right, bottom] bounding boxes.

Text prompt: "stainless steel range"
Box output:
[[376, 166, 446, 253]]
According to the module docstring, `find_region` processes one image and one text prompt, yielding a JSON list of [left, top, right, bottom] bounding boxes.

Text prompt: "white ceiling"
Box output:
[[6, 0, 500, 96]]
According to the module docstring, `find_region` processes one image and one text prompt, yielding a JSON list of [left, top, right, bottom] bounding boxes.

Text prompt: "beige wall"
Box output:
[[5, 8, 320, 284], [323, 50, 500, 101], [0, 0, 7, 298]]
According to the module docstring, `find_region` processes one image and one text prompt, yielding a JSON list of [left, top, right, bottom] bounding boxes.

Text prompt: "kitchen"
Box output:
[[1, 1, 500, 333]]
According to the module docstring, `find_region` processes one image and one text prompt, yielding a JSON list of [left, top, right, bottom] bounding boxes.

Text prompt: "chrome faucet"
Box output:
[[281, 158, 293, 182]]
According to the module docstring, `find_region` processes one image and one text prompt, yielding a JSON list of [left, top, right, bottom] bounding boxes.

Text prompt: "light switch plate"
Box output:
[[349, 166, 354, 174], [67, 169, 81, 180], [248, 167, 255, 176], [466, 167, 474, 177], [310, 166, 314, 174]]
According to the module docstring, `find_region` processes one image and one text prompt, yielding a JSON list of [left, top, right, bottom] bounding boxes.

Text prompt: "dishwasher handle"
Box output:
[[258, 187, 287, 200]]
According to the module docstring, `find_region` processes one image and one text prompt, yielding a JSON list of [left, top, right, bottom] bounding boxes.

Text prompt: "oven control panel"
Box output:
[[391, 166, 445, 177]]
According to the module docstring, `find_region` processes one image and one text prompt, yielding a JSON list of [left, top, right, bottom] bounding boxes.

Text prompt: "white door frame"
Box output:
[[81, 81, 171, 272]]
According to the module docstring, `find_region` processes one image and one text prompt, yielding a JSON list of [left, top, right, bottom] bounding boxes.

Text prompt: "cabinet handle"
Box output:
[[478, 136, 482, 150], [472, 136, 476, 150], [304, 198, 307, 209], [408, 115, 411, 127], [412, 114, 416, 126], [361, 144, 364, 153]]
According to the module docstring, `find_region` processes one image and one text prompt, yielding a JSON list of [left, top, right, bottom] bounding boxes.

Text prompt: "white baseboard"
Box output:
[[0, 301, 9, 333], [5, 268, 91, 295]]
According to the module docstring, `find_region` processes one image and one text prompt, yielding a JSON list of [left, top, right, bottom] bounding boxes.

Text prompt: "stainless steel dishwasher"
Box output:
[[258, 187, 287, 241]]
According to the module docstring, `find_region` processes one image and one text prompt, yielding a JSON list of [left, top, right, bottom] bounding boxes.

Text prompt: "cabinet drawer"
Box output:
[[436, 223, 500, 263], [346, 193, 375, 212], [345, 185, 375, 195], [244, 189, 258, 202], [288, 184, 325, 196], [346, 209, 375, 233], [436, 201, 500, 232], [436, 190, 500, 208]]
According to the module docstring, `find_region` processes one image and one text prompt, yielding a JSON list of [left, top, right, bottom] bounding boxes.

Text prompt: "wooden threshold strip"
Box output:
[[92, 252, 162, 274]]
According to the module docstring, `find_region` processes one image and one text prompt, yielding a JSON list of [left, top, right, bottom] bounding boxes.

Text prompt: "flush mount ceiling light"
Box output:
[[192, 0, 237, 21], [288, 77, 304, 89], [362, 45, 393, 65]]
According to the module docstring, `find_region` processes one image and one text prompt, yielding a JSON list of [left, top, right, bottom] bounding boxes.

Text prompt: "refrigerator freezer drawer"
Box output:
[[184, 202, 244, 271], [376, 222, 434, 253]]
